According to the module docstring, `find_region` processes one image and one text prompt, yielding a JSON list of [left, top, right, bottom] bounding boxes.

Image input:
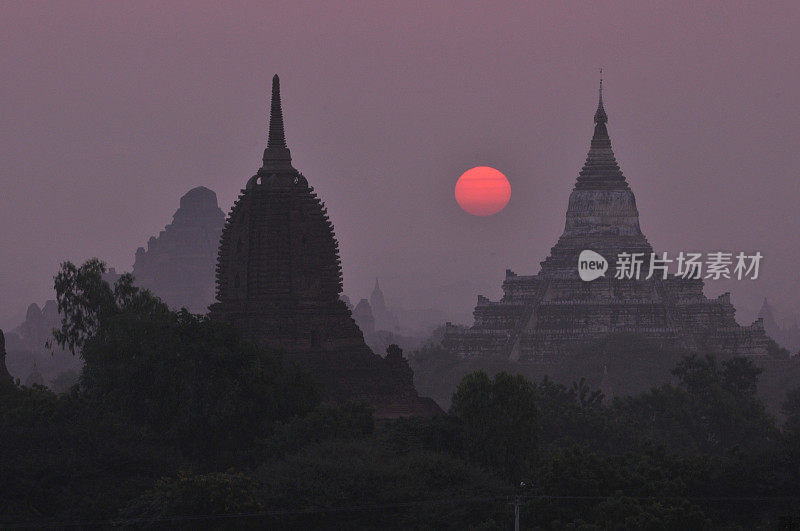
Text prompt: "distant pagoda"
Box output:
[[370, 278, 395, 331], [210, 75, 439, 417], [444, 80, 770, 362]]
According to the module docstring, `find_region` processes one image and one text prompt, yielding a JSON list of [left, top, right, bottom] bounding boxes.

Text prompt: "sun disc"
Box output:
[[455, 166, 511, 216]]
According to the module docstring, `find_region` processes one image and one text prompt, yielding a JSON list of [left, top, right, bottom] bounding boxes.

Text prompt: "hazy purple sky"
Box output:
[[2, 1, 799, 329]]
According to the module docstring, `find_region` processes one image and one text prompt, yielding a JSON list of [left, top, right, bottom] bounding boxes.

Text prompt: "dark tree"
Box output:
[[450, 371, 538, 480], [51, 259, 321, 466]]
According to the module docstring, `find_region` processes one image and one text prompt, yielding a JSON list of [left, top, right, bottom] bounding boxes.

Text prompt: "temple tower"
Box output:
[[539, 76, 652, 277], [445, 78, 770, 362], [370, 278, 393, 331], [210, 75, 439, 417], [211, 75, 363, 352]]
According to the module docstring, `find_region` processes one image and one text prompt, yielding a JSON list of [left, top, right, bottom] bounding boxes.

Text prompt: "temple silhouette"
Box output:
[[210, 75, 439, 417], [133, 186, 225, 313], [444, 81, 771, 362]]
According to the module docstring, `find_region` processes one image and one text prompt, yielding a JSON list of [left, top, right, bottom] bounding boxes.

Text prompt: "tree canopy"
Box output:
[[2, 259, 800, 528]]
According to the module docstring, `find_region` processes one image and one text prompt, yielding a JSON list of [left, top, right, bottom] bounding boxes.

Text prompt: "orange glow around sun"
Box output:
[[454, 166, 511, 216]]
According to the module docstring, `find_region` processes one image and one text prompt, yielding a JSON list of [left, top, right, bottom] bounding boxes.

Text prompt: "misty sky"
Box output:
[[2, 2, 799, 329]]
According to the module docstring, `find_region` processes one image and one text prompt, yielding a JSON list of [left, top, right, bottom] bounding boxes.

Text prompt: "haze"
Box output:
[[2, 1, 799, 329]]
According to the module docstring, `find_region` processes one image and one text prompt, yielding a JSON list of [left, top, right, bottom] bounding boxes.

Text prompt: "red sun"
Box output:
[[455, 166, 511, 216]]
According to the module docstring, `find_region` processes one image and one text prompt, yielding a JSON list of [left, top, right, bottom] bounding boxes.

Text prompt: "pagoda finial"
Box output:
[[262, 74, 292, 167], [599, 68, 603, 100], [268, 74, 287, 148], [594, 68, 607, 125]]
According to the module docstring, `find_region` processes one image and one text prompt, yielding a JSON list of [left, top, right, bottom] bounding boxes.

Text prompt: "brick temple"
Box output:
[[444, 83, 771, 362], [210, 75, 439, 417]]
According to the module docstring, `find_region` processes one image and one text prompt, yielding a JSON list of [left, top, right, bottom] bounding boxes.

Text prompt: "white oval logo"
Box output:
[[578, 250, 608, 281]]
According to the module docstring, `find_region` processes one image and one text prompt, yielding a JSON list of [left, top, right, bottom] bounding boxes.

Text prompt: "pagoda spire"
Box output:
[[594, 69, 607, 124], [592, 69, 608, 138], [262, 74, 292, 167], [574, 71, 628, 190], [268, 74, 286, 148], [371, 277, 384, 300]]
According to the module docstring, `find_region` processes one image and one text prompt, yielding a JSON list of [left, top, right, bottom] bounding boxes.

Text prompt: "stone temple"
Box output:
[[133, 186, 225, 313], [444, 83, 771, 362], [210, 75, 439, 417]]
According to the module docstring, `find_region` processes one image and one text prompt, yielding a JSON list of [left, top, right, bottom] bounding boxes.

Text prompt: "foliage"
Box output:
[[121, 471, 263, 523], [49, 369, 79, 394], [51, 258, 169, 354], [451, 371, 538, 480], [532, 375, 615, 452], [4, 259, 800, 527], [254, 439, 510, 529], [667, 354, 777, 453], [766, 338, 791, 359], [781, 386, 800, 433], [49, 260, 321, 466], [263, 402, 375, 457], [0, 379, 176, 523]]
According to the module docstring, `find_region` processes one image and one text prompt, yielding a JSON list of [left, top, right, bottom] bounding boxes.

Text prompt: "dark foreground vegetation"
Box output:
[[2, 260, 800, 529]]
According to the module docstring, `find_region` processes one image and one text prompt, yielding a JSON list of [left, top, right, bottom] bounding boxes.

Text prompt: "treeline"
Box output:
[[1, 259, 800, 528]]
